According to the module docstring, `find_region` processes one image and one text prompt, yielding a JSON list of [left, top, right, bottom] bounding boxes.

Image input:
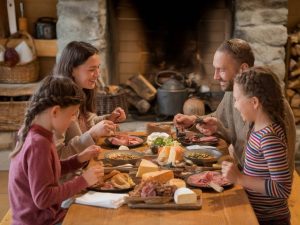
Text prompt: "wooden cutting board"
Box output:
[[125, 196, 202, 210]]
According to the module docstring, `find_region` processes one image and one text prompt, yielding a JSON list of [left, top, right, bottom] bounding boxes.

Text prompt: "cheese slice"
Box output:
[[136, 159, 159, 177], [167, 178, 186, 188], [174, 187, 197, 204], [142, 170, 174, 183]]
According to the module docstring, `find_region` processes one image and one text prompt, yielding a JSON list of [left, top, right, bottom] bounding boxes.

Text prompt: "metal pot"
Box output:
[[156, 71, 188, 116]]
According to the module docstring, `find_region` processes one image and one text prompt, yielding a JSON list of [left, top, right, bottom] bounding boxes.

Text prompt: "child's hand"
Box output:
[[77, 145, 101, 163], [88, 120, 117, 141], [108, 107, 126, 123], [195, 116, 218, 136], [221, 161, 242, 184], [82, 165, 104, 186]]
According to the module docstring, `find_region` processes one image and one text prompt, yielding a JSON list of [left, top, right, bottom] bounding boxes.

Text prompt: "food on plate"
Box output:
[[146, 132, 170, 146], [186, 152, 215, 160], [118, 145, 130, 150], [107, 152, 140, 160], [136, 159, 159, 178], [167, 178, 186, 188], [174, 187, 197, 204], [129, 180, 177, 198], [157, 146, 185, 166], [186, 171, 231, 188], [111, 173, 135, 189], [92, 170, 135, 190], [108, 134, 144, 147], [142, 170, 174, 184], [178, 132, 219, 146]]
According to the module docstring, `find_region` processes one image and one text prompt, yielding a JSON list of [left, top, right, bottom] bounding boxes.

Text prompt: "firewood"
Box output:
[[295, 44, 300, 55], [291, 46, 297, 57], [292, 108, 300, 117], [291, 94, 300, 108], [290, 59, 297, 71], [286, 89, 296, 98], [123, 87, 151, 114], [126, 74, 157, 101], [291, 68, 300, 77], [288, 79, 300, 89]]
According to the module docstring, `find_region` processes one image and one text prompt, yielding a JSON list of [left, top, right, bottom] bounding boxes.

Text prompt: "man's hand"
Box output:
[[195, 116, 218, 136], [173, 113, 197, 129]]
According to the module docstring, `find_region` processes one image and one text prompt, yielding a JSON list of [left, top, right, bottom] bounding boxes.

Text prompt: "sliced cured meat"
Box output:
[[108, 135, 144, 147], [187, 171, 231, 188]]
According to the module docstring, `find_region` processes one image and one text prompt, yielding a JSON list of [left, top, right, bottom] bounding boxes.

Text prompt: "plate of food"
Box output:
[[177, 132, 219, 146], [104, 150, 143, 166], [88, 170, 136, 193], [186, 171, 233, 190], [105, 134, 145, 148], [184, 147, 223, 166]]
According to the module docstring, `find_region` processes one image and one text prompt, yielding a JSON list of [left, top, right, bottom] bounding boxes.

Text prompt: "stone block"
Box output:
[[250, 43, 285, 63], [235, 0, 287, 10], [236, 8, 288, 27], [235, 25, 288, 46], [254, 59, 286, 81]]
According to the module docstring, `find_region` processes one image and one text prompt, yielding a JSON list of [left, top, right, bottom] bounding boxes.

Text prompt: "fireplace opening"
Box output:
[[107, 0, 234, 116]]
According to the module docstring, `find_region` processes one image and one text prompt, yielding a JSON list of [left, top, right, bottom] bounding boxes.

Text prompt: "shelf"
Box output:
[[0, 39, 57, 57], [0, 82, 40, 96]]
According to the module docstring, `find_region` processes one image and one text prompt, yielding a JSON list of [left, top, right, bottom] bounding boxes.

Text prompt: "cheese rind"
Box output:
[[167, 178, 186, 188], [174, 187, 197, 204], [142, 170, 174, 183], [136, 159, 159, 177]]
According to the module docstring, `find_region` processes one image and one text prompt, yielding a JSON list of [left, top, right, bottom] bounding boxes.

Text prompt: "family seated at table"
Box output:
[[7, 39, 295, 225]]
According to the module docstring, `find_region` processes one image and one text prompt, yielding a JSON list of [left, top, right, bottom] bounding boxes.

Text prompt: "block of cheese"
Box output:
[[136, 159, 159, 177], [142, 170, 174, 183], [174, 187, 197, 204]]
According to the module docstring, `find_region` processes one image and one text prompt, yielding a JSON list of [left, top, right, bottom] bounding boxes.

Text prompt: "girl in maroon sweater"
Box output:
[[8, 76, 104, 225]]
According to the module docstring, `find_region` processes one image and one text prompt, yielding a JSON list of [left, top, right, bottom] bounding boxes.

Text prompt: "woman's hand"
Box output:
[[82, 164, 104, 186], [195, 116, 218, 136], [221, 161, 242, 184], [77, 145, 102, 163], [89, 120, 117, 141], [108, 107, 126, 123], [173, 113, 197, 129]]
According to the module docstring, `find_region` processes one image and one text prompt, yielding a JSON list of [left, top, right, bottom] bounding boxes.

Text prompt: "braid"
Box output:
[[235, 66, 287, 139], [10, 75, 84, 158]]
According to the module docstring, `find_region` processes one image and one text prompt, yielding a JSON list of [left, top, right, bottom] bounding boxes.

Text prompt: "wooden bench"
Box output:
[[1, 171, 300, 225]]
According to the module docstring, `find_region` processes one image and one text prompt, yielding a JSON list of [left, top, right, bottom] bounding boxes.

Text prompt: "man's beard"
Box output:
[[221, 79, 234, 91]]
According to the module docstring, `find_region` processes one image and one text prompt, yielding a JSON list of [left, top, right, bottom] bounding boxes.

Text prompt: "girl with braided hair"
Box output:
[[8, 76, 104, 225], [54, 41, 126, 160], [221, 67, 292, 225]]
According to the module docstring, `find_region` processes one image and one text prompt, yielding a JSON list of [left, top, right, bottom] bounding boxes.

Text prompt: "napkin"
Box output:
[[75, 191, 128, 209]]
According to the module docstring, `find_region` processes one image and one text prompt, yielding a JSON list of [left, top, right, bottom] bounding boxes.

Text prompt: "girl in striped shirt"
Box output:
[[222, 66, 292, 225]]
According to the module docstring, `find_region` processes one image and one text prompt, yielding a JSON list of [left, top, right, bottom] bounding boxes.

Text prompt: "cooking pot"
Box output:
[[35, 17, 56, 39], [156, 71, 188, 116]]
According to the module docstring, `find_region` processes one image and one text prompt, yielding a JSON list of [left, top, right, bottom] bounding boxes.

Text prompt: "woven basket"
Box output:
[[96, 92, 128, 115], [0, 99, 28, 131], [0, 31, 39, 84]]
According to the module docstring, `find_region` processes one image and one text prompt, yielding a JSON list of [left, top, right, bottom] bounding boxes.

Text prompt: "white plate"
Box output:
[[186, 145, 218, 151]]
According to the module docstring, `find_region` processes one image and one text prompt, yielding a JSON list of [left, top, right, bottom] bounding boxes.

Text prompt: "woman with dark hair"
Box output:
[[54, 41, 126, 159]]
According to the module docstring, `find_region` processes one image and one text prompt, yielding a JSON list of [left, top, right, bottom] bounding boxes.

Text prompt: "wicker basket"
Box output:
[[0, 31, 39, 84], [0, 99, 28, 131], [96, 92, 128, 115]]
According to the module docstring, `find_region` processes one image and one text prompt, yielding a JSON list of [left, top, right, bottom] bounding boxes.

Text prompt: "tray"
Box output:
[[125, 196, 202, 210]]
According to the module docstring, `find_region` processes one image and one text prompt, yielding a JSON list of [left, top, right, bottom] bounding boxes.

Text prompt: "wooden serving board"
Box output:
[[125, 196, 202, 210]]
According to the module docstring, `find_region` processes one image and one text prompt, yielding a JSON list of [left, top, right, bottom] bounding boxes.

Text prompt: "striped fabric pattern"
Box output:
[[243, 123, 292, 221]]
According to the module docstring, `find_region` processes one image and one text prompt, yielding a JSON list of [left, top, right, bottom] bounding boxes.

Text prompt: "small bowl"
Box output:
[[184, 147, 223, 166], [104, 150, 143, 166]]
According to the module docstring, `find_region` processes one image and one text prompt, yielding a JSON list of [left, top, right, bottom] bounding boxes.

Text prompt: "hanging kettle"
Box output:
[[156, 70, 188, 116]]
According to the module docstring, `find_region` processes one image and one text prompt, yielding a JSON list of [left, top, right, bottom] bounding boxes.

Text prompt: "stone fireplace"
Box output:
[[57, 0, 288, 110]]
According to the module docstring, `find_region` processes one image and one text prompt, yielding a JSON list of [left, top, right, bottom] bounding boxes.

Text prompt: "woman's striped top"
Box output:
[[243, 123, 292, 221]]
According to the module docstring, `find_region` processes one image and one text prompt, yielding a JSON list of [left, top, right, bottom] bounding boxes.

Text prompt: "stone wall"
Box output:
[[234, 0, 288, 81], [57, 0, 109, 83]]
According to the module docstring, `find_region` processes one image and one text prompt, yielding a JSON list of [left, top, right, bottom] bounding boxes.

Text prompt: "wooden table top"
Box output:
[[62, 132, 259, 225]]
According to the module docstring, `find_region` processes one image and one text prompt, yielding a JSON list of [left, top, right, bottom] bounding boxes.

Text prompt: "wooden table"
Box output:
[[62, 132, 259, 225]]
